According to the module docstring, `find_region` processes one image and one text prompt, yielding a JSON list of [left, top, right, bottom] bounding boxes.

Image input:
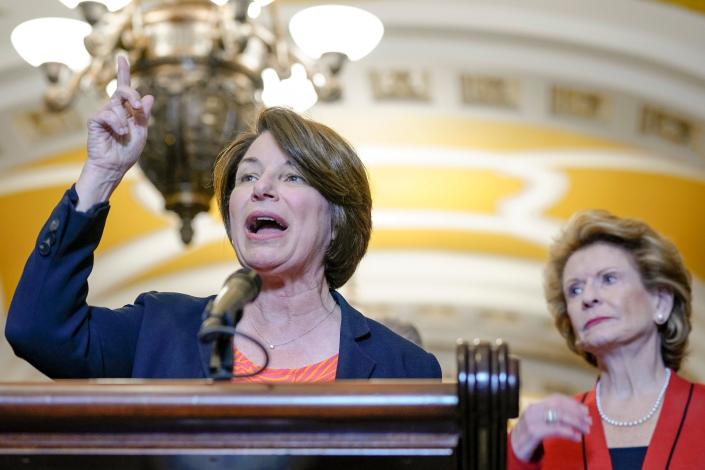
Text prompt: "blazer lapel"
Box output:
[[332, 291, 376, 379], [583, 373, 690, 470], [197, 291, 378, 380], [584, 390, 613, 469], [198, 339, 214, 378], [642, 373, 690, 470]]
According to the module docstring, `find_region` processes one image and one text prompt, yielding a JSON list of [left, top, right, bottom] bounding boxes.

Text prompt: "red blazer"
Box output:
[[508, 373, 705, 469]]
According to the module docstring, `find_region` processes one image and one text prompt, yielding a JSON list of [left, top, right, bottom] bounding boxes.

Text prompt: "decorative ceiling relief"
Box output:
[[551, 86, 608, 122], [370, 69, 432, 102], [640, 105, 699, 149], [461, 75, 520, 110]]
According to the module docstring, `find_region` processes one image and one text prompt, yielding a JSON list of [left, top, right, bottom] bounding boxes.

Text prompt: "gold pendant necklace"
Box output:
[[250, 304, 337, 350]]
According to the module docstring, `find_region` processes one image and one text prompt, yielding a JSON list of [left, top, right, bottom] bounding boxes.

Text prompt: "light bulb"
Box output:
[[261, 68, 281, 108], [106, 79, 117, 97], [312, 73, 326, 87], [261, 65, 317, 112], [247, 2, 262, 19]]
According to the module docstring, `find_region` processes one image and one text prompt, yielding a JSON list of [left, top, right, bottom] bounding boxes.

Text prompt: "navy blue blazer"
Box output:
[[6, 187, 441, 380]]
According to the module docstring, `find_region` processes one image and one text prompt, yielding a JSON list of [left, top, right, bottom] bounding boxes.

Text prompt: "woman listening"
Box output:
[[509, 210, 705, 469]]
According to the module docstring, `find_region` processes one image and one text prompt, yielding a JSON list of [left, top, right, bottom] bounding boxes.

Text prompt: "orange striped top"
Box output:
[[231, 348, 338, 383]]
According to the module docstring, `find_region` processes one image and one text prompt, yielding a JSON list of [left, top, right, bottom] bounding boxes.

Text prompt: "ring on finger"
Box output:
[[545, 408, 559, 425]]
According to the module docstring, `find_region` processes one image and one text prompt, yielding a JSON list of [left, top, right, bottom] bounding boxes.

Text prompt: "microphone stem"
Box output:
[[206, 308, 243, 379]]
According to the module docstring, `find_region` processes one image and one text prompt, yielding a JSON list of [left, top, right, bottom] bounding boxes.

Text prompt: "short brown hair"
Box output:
[[544, 210, 692, 371], [213, 107, 372, 289]]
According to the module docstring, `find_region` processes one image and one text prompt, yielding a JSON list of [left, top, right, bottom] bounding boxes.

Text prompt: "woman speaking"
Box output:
[[5, 57, 441, 382]]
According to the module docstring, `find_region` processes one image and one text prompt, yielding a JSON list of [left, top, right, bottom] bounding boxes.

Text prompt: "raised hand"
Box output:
[[510, 394, 592, 463], [76, 56, 154, 211]]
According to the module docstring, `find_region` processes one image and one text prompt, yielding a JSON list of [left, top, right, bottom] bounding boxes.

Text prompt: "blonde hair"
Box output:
[[544, 210, 692, 370], [213, 107, 371, 289]]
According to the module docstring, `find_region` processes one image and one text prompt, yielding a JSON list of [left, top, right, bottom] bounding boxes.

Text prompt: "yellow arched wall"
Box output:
[[2, 119, 704, 306], [658, 0, 705, 16], [324, 115, 630, 152], [547, 169, 705, 277]]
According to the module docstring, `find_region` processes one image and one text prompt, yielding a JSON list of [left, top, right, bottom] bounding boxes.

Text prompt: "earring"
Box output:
[[656, 313, 666, 324]]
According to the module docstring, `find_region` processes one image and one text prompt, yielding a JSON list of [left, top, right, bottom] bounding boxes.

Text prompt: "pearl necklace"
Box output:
[[250, 305, 337, 350], [596, 368, 671, 427]]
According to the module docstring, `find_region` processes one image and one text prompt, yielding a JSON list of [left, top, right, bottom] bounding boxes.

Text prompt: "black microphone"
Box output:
[[198, 268, 261, 342]]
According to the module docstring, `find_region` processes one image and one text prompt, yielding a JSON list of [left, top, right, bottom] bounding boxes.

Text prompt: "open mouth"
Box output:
[[246, 214, 288, 234]]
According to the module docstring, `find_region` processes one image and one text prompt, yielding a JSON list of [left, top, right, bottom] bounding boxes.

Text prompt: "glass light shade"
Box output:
[[106, 79, 117, 97], [11, 18, 92, 71], [289, 5, 383, 61], [261, 64, 318, 112], [58, 0, 132, 11], [247, 2, 262, 19]]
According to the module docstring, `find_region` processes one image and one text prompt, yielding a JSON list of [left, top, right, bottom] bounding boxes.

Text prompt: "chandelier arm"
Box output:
[[44, 61, 92, 111], [233, 0, 249, 23], [78, 2, 108, 26], [217, 2, 243, 58], [216, 3, 233, 54], [247, 22, 276, 51], [128, 1, 146, 51], [85, 3, 137, 58], [267, 1, 290, 71], [267, 1, 285, 44]]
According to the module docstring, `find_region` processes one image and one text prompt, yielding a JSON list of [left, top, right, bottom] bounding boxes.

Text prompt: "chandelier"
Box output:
[[11, 0, 384, 243]]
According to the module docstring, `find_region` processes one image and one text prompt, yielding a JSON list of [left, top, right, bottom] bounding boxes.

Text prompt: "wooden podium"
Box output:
[[0, 342, 519, 470]]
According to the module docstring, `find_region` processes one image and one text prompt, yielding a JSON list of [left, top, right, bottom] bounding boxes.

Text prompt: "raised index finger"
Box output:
[[117, 55, 131, 88]]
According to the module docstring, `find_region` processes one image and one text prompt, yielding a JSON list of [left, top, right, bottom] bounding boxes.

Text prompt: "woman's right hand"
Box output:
[[76, 56, 154, 211], [510, 394, 592, 463]]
